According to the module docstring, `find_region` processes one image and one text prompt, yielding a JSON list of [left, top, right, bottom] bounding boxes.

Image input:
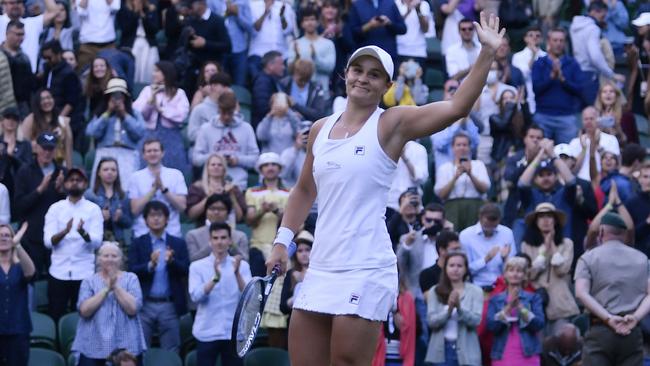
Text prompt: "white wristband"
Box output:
[[274, 227, 294, 248]]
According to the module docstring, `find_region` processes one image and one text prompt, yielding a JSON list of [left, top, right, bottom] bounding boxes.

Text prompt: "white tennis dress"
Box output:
[[292, 107, 399, 321]]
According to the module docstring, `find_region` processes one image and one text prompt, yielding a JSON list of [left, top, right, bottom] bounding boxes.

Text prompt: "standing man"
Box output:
[[512, 26, 545, 113], [13, 132, 66, 276], [445, 18, 481, 80], [252, 51, 283, 126], [575, 212, 650, 365], [74, 0, 121, 71], [129, 200, 190, 352], [129, 138, 188, 238], [189, 222, 251, 366], [247, 0, 295, 81], [43, 168, 103, 321], [2, 20, 32, 117]]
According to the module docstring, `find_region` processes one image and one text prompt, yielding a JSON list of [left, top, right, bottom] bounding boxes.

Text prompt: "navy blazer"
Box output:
[[129, 233, 190, 315]]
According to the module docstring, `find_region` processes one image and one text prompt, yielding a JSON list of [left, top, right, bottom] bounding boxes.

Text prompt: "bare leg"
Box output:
[[331, 315, 382, 366], [288, 309, 332, 366]]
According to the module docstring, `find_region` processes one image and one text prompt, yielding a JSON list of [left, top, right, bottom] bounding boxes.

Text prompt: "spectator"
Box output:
[[40, 40, 85, 152], [494, 35, 524, 88], [219, 0, 253, 87], [188, 72, 231, 141], [74, 0, 121, 71], [186, 154, 246, 226], [0, 0, 58, 72], [0, 182, 8, 223], [86, 78, 146, 188], [21, 88, 73, 168], [318, 0, 347, 96], [383, 59, 428, 106], [115, 0, 159, 84], [0, 223, 33, 366], [445, 18, 481, 80], [129, 200, 190, 352], [620, 143, 646, 184], [460, 202, 515, 290], [186, 0, 231, 94], [486, 256, 545, 365], [161, 0, 190, 61], [133, 60, 190, 176], [434, 133, 490, 231], [346, 0, 407, 66], [569, 106, 621, 182], [512, 26, 545, 114], [521, 203, 579, 333], [245, 152, 289, 276], [531, 28, 582, 144], [625, 162, 650, 255], [248, 0, 295, 80], [419, 230, 462, 294], [395, 0, 434, 67], [256, 92, 302, 154], [387, 189, 421, 249], [97, 47, 136, 91], [189, 61, 221, 110], [62, 49, 77, 69], [279, 120, 310, 188], [279, 230, 312, 318], [600, 150, 635, 203], [279, 59, 329, 122], [186, 193, 249, 262], [0, 107, 33, 202], [72, 242, 146, 365], [2, 20, 30, 116], [192, 90, 259, 191], [594, 80, 634, 146], [43, 167, 104, 321], [288, 7, 336, 93], [13, 132, 66, 275], [517, 140, 576, 239], [83, 57, 114, 117], [541, 323, 582, 366], [386, 140, 428, 214], [570, 0, 625, 105], [602, 0, 629, 57], [252, 51, 284, 126], [189, 221, 251, 366], [40, 0, 76, 51], [425, 251, 483, 366], [85, 157, 133, 244], [489, 88, 528, 164], [109, 349, 140, 366], [574, 212, 650, 365], [439, 0, 479, 56], [128, 138, 188, 238], [584, 179, 635, 250]]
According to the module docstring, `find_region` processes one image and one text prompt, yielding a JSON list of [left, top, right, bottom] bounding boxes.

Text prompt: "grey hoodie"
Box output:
[[187, 97, 219, 142], [569, 15, 614, 78], [192, 114, 260, 190]]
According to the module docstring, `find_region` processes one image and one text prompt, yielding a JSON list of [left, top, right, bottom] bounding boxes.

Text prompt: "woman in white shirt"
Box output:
[[426, 251, 483, 366], [434, 132, 490, 231]]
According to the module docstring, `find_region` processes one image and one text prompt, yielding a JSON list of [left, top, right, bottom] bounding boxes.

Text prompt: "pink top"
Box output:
[[132, 86, 190, 130], [493, 306, 540, 366]]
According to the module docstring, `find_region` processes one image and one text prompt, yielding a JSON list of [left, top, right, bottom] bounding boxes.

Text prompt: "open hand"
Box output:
[[474, 12, 506, 53], [13, 222, 28, 245]]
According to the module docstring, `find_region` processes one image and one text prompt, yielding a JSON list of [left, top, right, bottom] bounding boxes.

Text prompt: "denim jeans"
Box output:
[[415, 297, 429, 366], [532, 112, 578, 144], [196, 340, 242, 366], [431, 341, 460, 366], [247, 55, 262, 84], [224, 51, 248, 86]]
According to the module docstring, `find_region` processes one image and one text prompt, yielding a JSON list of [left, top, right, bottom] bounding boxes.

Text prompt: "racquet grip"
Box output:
[[271, 241, 297, 276]]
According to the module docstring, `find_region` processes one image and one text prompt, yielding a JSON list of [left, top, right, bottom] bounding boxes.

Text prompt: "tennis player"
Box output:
[[267, 12, 505, 366]]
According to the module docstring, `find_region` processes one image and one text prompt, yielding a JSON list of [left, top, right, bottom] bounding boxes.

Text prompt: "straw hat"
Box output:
[[104, 78, 130, 96], [524, 202, 566, 227]]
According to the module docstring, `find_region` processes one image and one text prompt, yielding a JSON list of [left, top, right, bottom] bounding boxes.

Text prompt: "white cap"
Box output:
[[633, 12, 650, 27], [554, 143, 577, 158], [346, 45, 394, 79], [256, 152, 282, 172]]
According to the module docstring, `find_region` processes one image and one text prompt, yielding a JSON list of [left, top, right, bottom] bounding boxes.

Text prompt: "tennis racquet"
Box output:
[[232, 241, 296, 357]]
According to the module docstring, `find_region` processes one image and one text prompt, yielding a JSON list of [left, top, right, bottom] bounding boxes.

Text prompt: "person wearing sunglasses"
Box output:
[[445, 18, 481, 81]]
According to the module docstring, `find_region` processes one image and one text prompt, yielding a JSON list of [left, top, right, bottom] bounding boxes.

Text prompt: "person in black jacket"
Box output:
[[40, 40, 85, 152], [279, 59, 329, 122], [252, 50, 284, 126], [116, 0, 160, 84], [13, 132, 66, 276], [625, 162, 650, 256], [0, 107, 32, 204]]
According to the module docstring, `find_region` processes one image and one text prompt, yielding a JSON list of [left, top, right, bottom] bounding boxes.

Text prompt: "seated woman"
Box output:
[[21, 88, 73, 167], [256, 92, 302, 154], [0, 223, 33, 366], [83, 58, 115, 118], [190, 61, 220, 110], [383, 59, 429, 107], [85, 158, 133, 245], [521, 203, 579, 334], [426, 250, 483, 366], [594, 80, 637, 145], [487, 256, 544, 365], [71, 242, 146, 366], [280, 231, 313, 319], [186, 154, 246, 226], [86, 78, 146, 188], [434, 132, 491, 231]]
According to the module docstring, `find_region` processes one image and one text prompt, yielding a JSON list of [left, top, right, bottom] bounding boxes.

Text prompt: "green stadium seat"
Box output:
[[34, 280, 48, 313], [30, 312, 57, 350], [134, 83, 148, 99], [67, 353, 76, 366], [427, 89, 444, 103], [243, 347, 289, 366], [239, 106, 251, 123], [426, 37, 442, 61], [72, 150, 83, 169], [84, 149, 95, 176], [184, 350, 222, 366], [58, 312, 80, 358], [232, 85, 252, 107], [635, 113, 650, 135], [28, 348, 65, 366], [179, 313, 196, 357], [144, 348, 183, 366], [424, 69, 445, 89]]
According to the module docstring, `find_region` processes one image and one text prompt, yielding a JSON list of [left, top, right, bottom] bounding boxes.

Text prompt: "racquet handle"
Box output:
[[270, 241, 297, 277]]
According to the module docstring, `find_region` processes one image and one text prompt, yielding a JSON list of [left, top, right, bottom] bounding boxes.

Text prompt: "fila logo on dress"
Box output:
[[354, 146, 365, 155], [349, 293, 360, 305]]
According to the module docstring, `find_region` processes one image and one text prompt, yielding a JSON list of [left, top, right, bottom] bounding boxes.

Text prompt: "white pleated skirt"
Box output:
[[292, 264, 398, 321]]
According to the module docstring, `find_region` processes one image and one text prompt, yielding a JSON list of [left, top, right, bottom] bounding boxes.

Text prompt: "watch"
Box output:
[[161, 187, 169, 194], [212, 273, 221, 283]]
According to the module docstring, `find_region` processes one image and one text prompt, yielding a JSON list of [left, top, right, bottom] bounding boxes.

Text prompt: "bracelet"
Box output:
[[274, 227, 294, 249]]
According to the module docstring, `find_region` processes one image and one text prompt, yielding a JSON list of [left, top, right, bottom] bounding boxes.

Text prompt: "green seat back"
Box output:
[[28, 348, 65, 366], [243, 347, 290, 366]]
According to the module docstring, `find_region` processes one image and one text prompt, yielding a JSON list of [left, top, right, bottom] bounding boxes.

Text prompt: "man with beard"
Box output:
[[43, 167, 103, 321]]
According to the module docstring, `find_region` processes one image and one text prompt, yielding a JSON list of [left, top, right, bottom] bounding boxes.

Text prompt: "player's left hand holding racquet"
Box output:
[[265, 242, 291, 276]]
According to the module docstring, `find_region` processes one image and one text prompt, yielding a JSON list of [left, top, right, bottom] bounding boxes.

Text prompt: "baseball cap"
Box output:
[[346, 45, 394, 80], [36, 132, 57, 149], [256, 152, 282, 172], [65, 167, 88, 181], [633, 12, 650, 27], [1, 107, 20, 120], [554, 143, 577, 158], [535, 159, 557, 175]]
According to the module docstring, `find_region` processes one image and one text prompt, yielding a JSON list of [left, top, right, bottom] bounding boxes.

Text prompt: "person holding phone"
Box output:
[[266, 13, 504, 366], [434, 132, 490, 231]]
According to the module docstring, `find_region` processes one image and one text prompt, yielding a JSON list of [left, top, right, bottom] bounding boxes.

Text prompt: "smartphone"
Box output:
[[459, 157, 469, 163]]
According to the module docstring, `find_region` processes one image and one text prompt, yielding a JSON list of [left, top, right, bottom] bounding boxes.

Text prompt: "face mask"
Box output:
[[486, 70, 498, 85]]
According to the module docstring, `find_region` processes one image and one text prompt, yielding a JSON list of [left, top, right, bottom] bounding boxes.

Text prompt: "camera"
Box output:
[[422, 220, 444, 237], [459, 157, 469, 163]]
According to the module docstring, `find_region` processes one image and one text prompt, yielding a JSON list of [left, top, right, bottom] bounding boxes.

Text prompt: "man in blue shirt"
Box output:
[[129, 201, 190, 352]]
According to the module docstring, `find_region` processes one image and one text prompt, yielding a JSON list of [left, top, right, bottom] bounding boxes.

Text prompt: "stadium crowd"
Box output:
[[2, 0, 650, 365]]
